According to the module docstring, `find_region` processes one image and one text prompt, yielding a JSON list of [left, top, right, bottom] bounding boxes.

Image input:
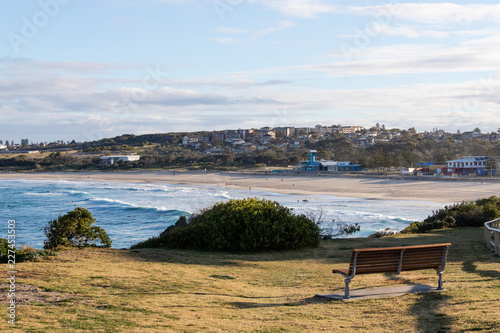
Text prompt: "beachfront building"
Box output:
[[443, 156, 500, 176], [297, 150, 362, 172], [298, 150, 320, 171], [100, 155, 140, 165], [334, 162, 363, 172]]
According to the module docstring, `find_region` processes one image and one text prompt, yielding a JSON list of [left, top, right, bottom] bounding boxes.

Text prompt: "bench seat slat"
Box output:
[[354, 266, 400, 272], [353, 260, 400, 266], [352, 243, 451, 253], [402, 258, 444, 264], [402, 263, 443, 270], [354, 249, 445, 258]]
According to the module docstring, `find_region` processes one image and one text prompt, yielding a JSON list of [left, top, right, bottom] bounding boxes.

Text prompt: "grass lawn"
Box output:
[[1, 228, 499, 332], [0, 151, 54, 160]]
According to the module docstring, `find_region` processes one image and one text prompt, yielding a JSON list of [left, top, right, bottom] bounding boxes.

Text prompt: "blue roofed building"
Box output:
[[297, 150, 362, 172]]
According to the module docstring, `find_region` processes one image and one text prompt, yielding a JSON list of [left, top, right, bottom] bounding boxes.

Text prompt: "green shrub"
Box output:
[[0, 238, 9, 261], [16, 245, 56, 262], [44, 207, 112, 249], [402, 196, 500, 233], [0, 239, 56, 263], [132, 198, 320, 252]]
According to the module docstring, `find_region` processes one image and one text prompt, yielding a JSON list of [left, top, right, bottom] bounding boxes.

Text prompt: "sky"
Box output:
[[1, 0, 500, 143]]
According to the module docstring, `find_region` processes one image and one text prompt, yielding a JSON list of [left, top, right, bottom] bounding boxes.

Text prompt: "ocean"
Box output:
[[0, 179, 446, 249]]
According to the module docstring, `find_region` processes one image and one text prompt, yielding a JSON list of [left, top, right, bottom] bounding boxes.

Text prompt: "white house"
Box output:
[[225, 138, 246, 145], [100, 155, 140, 165]]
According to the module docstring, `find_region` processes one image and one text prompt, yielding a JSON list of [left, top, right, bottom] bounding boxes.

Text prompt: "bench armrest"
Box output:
[[332, 268, 350, 277]]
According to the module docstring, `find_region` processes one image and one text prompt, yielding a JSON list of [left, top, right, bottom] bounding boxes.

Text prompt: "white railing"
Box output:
[[484, 218, 500, 254]]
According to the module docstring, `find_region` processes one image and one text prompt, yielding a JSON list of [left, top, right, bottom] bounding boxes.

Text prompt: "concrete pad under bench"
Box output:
[[316, 284, 442, 301]]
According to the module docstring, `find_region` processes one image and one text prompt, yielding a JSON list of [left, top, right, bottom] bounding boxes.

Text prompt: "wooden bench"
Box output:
[[332, 243, 451, 299]]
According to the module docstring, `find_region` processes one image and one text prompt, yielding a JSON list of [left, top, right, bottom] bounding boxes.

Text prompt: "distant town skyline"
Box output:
[[3, 124, 497, 146], [2, 1, 500, 142]]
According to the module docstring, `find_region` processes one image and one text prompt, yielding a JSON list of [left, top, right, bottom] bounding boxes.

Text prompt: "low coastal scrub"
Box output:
[[44, 207, 112, 249], [132, 198, 320, 252], [402, 196, 500, 233], [0, 238, 55, 262]]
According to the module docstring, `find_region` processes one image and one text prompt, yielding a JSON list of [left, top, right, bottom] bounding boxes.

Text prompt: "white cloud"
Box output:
[[345, 3, 500, 26], [252, 20, 295, 40], [162, 78, 293, 89], [372, 23, 450, 39], [259, 33, 500, 77], [0, 59, 291, 141], [248, 0, 335, 18], [212, 21, 295, 45]]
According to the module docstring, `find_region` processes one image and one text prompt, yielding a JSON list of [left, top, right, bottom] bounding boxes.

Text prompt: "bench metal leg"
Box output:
[[437, 271, 444, 290], [344, 278, 351, 299]]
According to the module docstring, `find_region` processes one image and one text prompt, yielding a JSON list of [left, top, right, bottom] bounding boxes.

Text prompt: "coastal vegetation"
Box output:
[[1, 228, 498, 332], [0, 238, 54, 263], [132, 198, 320, 252], [402, 196, 500, 234], [43, 207, 112, 250]]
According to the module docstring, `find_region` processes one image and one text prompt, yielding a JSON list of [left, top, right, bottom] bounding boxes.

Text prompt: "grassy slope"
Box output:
[[1, 228, 499, 332]]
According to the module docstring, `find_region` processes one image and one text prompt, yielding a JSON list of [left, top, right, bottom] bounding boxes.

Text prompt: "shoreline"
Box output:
[[1, 171, 499, 204]]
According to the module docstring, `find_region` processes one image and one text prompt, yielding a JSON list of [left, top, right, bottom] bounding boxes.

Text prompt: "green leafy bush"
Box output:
[[132, 198, 320, 252], [44, 207, 112, 249], [0, 238, 9, 261], [402, 196, 500, 234], [0, 239, 55, 263]]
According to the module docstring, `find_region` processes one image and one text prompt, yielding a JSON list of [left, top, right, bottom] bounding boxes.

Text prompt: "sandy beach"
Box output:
[[1, 171, 499, 204]]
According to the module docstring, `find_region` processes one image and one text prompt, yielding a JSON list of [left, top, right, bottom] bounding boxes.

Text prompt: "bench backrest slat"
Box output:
[[346, 243, 450, 276]]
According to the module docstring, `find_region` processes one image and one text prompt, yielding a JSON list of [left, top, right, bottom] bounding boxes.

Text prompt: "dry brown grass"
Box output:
[[1, 228, 499, 332], [0, 151, 53, 160]]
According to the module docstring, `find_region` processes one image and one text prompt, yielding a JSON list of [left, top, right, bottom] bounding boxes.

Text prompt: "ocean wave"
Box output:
[[120, 185, 173, 193], [23, 192, 66, 197], [88, 197, 189, 215], [62, 190, 91, 196]]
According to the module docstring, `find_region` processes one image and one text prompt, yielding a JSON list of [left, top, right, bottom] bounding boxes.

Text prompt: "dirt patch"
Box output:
[[0, 284, 76, 305]]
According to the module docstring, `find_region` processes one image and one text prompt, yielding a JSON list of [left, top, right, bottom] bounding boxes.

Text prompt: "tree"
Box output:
[[485, 153, 497, 177], [44, 207, 112, 249]]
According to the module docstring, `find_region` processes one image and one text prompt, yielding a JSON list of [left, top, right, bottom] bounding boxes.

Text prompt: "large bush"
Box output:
[[44, 207, 112, 249], [132, 198, 320, 252], [402, 196, 500, 234]]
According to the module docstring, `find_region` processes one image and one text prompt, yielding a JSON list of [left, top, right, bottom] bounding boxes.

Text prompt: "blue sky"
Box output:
[[1, 0, 500, 142]]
